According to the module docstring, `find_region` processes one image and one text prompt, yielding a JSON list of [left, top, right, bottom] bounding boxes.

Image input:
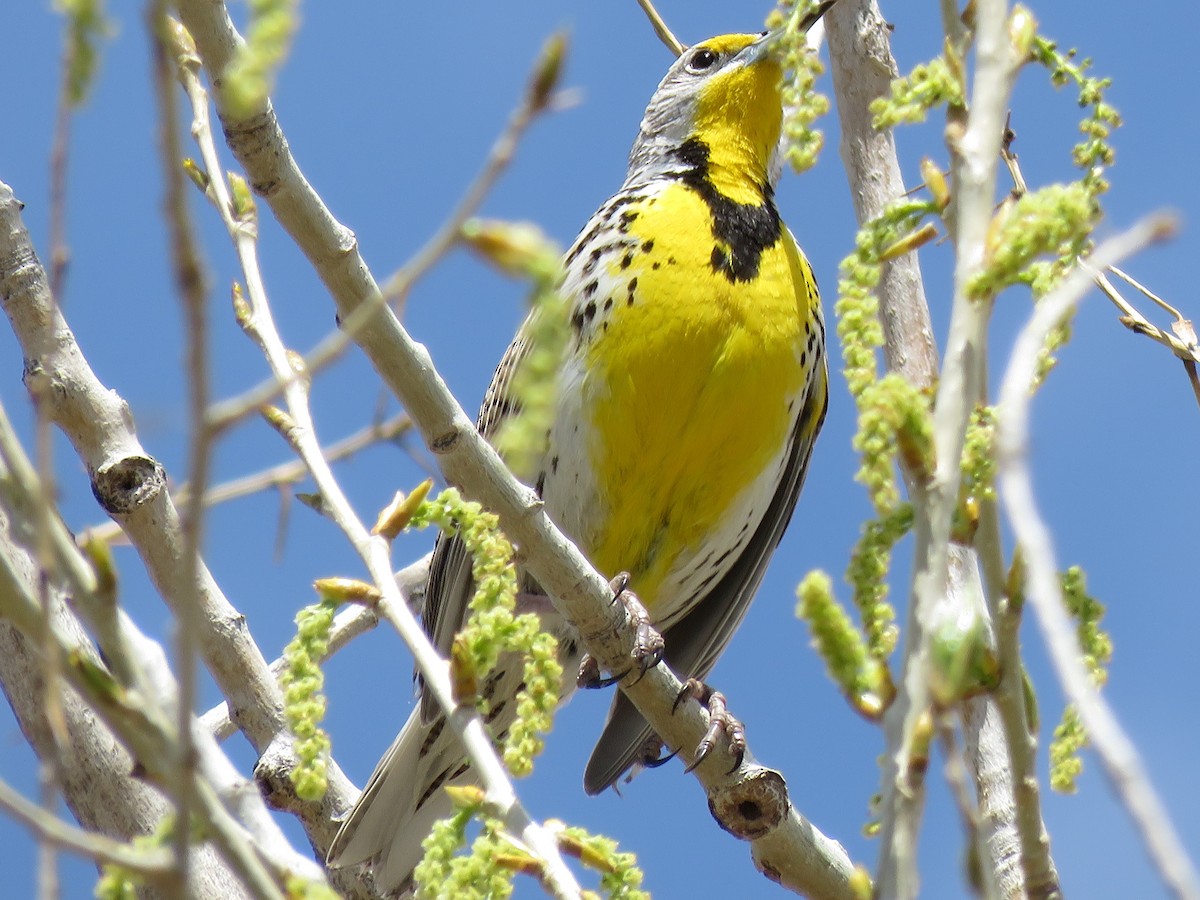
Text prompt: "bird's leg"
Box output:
[[674, 678, 747, 776], [577, 572, 665, 690]]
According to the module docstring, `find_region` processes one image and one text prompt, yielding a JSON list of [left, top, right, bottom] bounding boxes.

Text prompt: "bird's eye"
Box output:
[[686, 48, 719, 73]]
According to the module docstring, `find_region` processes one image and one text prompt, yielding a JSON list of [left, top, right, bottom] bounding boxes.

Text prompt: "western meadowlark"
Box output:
[[329, 30, 828, 893]]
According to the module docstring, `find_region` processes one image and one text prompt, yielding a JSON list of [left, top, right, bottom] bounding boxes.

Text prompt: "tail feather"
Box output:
[[329, 612, 578, 892], [327, 710, 466, 894]]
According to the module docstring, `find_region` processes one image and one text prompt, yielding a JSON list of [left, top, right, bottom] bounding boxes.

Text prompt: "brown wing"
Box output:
[[582, 358, 829, 794]]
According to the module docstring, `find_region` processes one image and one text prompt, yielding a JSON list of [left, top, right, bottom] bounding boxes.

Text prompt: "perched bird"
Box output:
[[328, 30, 829, 893]]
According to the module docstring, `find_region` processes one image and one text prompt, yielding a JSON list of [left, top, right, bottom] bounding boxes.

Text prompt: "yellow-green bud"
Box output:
[[227, 171, 256, 221], [372, 479, 433, 539], [462, 218, 560, 283], [529, 33, 568, 111], [182, 158, 209, 195], [312, 577, 381, 605], [1008, 5, 1038, 60]]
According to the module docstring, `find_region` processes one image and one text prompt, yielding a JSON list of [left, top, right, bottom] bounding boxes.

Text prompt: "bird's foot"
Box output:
[[577, 572, 665, 690], [674, 678, 746, 776]]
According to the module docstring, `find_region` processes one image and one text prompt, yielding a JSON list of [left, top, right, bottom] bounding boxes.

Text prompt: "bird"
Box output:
[[327, 29, 829, 894]]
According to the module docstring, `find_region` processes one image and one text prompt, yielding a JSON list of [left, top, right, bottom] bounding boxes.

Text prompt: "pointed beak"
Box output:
[[736, 32, 777, 68], [742, 0, 841, 66]]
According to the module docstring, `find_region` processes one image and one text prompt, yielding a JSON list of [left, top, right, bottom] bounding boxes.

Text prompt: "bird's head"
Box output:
[[626, 33, 784, 195]]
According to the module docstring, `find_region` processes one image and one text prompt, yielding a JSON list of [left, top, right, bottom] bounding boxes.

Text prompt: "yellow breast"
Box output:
[[573, 179, 819, 608]]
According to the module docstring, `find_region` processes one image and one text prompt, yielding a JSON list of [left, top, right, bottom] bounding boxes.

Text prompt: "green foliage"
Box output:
[[814, 200, 940, 684], [1049, 705, 1086, 793], [557, 825, 649, 900], [283, 874, 340, 900], [502, 625, 562, 777], [413, 801, 495, 900], [221, 0, 299, 118], [960, 407, 998, 506], [1016, 36, 1121, 385], [281, 596, 338, 801], [796, 571, 894, 719], [1031, 38, 1121, 197], [55, 0, 110, 106], [967, 182, 1095, 301], [414, 792, 650, 900], [955, 406, 998, 540], [409, 489, 563, 773], [1049, 566, 1113, 793], [845, 504, 910, 659], [766, 0, 833, 173], [94, 816, 193, 899], [808, 19, 1129, 739], [927, 602, 1001, 708], [870, 57, 964, 129]]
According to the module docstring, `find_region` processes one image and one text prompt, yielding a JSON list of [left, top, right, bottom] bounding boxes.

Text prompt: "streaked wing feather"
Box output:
[[583, 359, 828, 794], [418, 330, 534, 721], [416, 200, 608, 721]]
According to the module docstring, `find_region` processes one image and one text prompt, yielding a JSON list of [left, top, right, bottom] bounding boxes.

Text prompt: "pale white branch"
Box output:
[[997, 214, 1200, 900], [0, 761, 172, 876], [0, 394, 327, 896], [201, 555, 425, 740], [174, 36, 586, 897], [826, 2, 1053, 896], [871, 0, 1026, 893], [0, 178, 362, 884]]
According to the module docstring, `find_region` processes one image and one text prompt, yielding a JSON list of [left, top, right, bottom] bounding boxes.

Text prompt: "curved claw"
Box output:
[[675, 679, 747, 776], [578, 654, 630, 690], [587, 670, 629, 689], [642, 746, 679, 769], [628, 641, 664, 685], [672, 682, 692, 714], [608, 571, 631, 601], [683, 745, 712, 775]]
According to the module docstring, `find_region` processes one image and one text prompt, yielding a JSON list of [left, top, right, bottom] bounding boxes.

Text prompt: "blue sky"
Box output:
[[2, 2, 1199, 898]]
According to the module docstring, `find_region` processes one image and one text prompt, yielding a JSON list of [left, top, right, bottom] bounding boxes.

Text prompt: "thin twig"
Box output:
[[633, 0, 684, 56], [873, 1, 1026, 894], [1108, 265, 1187, 320], [150, 4, 215, 885], [38, 15, 86, 896], [1004, 127, 1200, 413], [997, 213, 1200, 900], [199, 553, 428, 741], [379, 52, 563, 304], [206, 39, 562, 436], [1093, 271, 1200, 413], [175, 28, 583, 895], [0, 775, 174, 876], [936, 722, 996, 900], [48, 14, 76, 305]]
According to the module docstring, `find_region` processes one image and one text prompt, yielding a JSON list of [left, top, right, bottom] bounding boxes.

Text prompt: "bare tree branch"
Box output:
[[997, 214, 1200, 900], [85, 412, 412, 547], [201, 555, 426, 742], [0, 392, 330, 896], [633, 0, 684, 56], [0, 178, 364, 883], [826, 3, 1055, 896]]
